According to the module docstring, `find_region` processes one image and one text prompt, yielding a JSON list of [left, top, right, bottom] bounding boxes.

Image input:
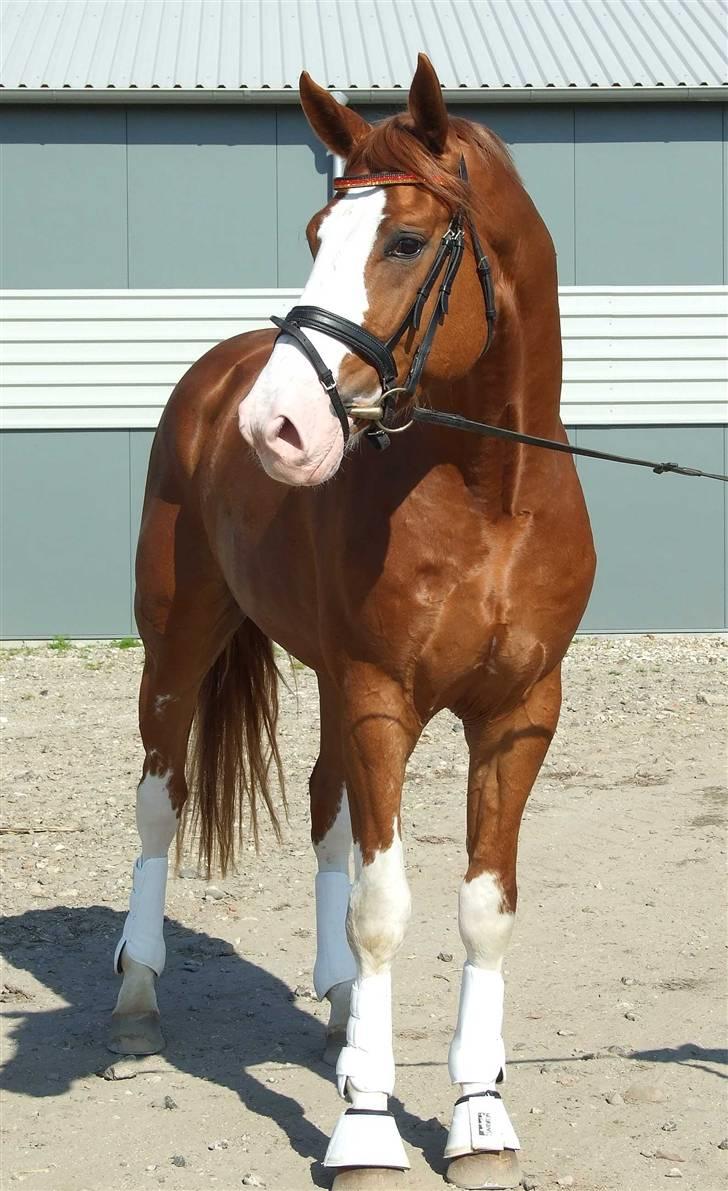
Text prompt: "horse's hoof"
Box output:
[[446, 1149, 521, 1190], [108, 1011, 165, 1056], [323, 1027, 347, 1067], [332, 1169, 406, 1190]]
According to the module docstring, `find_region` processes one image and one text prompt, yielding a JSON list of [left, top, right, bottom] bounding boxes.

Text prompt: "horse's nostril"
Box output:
[[273, 417, 303, 452]]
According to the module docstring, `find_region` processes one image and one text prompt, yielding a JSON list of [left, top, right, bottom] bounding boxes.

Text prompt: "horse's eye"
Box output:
[[391, 236, 424, 259]]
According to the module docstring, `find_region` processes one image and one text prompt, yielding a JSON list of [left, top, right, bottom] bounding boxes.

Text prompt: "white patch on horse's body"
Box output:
[[349, 827, 411, 976], [153, 693, 176, 717], [458, 870, 514, 969], [315, 786, 352, 874], [239, 188, 387, 483], [135, 769, 178, 860]]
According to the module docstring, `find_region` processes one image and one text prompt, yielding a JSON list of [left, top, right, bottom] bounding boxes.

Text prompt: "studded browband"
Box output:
[[333, 172, 423, 190]]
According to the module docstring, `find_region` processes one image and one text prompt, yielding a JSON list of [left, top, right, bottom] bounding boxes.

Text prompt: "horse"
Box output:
[[109, 54, 595, 1190]]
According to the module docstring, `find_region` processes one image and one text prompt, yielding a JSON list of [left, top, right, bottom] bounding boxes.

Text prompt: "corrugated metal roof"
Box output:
[[1, 0, 726, 97]]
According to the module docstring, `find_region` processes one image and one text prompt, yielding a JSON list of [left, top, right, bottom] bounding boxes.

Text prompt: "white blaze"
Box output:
[[266, 186, 386, 403], [240, 187, 387, 480]]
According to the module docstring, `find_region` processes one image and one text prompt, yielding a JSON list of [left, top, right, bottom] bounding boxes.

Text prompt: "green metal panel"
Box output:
[[127, 107, 277, 287], [275, 108, 331, 286], [129, 429, 156, 633], [574, 104, 724, 284], [577, 426, 726, 632], [0, 106, 127, 287], [461, 105, 576, 285], [0, 430, 132, 639]]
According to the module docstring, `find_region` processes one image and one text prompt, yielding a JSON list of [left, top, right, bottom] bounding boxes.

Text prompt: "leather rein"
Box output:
[[271, 164, 728, 483]]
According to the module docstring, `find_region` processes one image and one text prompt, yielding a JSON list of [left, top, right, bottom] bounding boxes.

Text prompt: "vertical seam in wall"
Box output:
[[724, 424, 727, 630], [719, 104, 724, 285], [572, 105, 577, 284], [124, 109, 130, 287], [127, 429, 134, 636], [274, 107, 280, 286]]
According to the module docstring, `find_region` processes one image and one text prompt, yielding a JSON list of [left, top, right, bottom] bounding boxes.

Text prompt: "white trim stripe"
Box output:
[[1, 287, 726, 430]]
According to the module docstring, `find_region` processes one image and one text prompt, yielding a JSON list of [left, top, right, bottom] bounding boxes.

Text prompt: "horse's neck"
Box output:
[[421, 288, 564, 512]]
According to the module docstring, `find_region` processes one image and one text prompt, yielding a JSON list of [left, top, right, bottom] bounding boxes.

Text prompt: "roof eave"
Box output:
[[0, 85, 725, 105]]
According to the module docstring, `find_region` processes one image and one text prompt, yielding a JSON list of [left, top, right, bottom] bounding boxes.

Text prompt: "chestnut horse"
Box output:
[[111, 56, 595, 1190]]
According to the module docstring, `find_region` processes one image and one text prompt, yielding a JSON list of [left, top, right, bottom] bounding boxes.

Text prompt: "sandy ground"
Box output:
[[1, 636, 726, 1191]]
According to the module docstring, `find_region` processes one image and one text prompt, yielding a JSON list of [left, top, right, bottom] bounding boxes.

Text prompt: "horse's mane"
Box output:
[[347, 113, 520, 216]]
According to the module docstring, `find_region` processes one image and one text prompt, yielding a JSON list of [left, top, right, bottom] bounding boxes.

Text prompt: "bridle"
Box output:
[[271, 158, 495, 451], [268, 162, 727, 484]]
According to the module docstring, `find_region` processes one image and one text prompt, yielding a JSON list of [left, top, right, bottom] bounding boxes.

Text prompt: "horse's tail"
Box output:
[[182, 619, 285, 878]]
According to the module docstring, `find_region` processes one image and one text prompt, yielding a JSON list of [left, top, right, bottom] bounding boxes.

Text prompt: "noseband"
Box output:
[[270, 159, 496, 451]]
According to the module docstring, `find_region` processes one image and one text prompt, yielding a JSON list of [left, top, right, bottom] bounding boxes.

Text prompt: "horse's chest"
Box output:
[[368, 541, 545, 718]]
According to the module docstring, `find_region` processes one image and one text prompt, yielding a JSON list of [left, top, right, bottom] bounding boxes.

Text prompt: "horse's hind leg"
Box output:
[[445, 667, 562, 1191], [110, 504, 241, 1055], [310, 678, 357, 1065]]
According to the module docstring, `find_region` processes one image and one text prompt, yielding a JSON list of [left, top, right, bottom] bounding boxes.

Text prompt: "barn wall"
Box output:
[[1, 102, 726, 637], [1, 103, 726, 289], [1, 424, 725, 639]]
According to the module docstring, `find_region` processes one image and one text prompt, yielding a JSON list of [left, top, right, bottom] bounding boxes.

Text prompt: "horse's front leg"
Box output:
[[323, 674, 418, 1188], [446, 667, 562, 1191], [310, 678, 357, 1066]]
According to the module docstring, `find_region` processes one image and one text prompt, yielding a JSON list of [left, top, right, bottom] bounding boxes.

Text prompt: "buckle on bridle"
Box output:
[[442, 226, 464, 248]]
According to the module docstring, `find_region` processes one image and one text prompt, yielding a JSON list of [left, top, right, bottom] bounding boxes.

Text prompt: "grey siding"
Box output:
[[0, 107, 128, 287], [275, 107, 331, 286], [127, 108, 278, 288], [1, 427, 725, 639], [573, 105, 725, 285], [576, 426, 727, 632], [0, 103, 725, 290], [0, 430, 132, 638], [460, 105, 577, 284]]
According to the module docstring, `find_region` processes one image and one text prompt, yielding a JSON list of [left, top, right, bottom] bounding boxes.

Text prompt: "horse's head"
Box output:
[[239, 55, 500, 487]]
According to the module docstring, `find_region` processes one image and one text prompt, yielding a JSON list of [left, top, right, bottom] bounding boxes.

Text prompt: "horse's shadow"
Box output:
[[0, 905, 448, 1186]]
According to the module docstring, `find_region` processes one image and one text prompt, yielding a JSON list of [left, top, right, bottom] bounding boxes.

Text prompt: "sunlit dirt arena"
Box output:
[[1, 636, 726, 1191]]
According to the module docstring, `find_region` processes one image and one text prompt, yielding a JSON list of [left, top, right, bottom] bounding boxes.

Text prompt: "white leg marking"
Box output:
[[348, 829, 411, 977], [313, 789, 357, 999], [136, 769, 178, 860], [458, 870, 515, 971], [315, 786, 352, 874]]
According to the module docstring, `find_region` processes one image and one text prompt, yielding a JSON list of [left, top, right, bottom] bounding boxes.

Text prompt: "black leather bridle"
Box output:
[[271, 159, 496, 451], [268, 162, 727, 483]]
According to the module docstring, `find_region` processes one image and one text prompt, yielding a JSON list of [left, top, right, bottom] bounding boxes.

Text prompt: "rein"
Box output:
[[270, 165, 728, 484]]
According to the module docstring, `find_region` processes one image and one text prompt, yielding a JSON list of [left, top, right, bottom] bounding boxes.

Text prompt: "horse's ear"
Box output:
[[408, 53, 448, 155], [299, 72, 371, 159]]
